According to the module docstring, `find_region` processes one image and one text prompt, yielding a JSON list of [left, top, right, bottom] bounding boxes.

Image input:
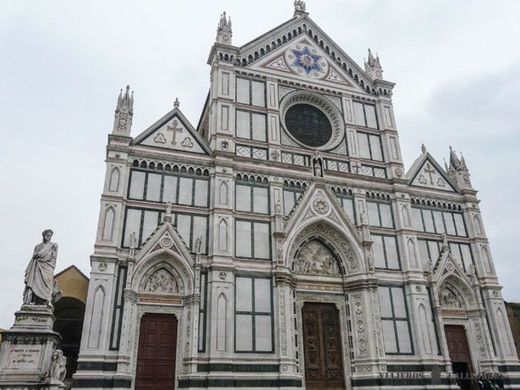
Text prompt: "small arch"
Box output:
[[407, 238, 418, 267], [102, 207, 115, 241], [418, 304, 433, 354], [216, 293, 228, 351], [219, 181, 229, 205], [219, 218, 228, 252], [474, 215, 482, 235], [109, 167, 120, 192], [497, 307, 513, 355], [87, 286, 105, 349]]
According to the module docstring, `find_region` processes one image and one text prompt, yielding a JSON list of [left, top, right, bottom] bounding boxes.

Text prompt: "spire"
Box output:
[[216, 12, 232, 45], [449, 146, 462, 169], [447, 146, 473, 190], [112, 85, 134, 136], [364, 48, 384, 80], [294, 0, 307, 16]]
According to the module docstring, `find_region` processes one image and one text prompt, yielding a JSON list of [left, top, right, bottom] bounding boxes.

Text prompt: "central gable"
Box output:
[[237, 15, 393, 95], [248, 37, 356, 89]]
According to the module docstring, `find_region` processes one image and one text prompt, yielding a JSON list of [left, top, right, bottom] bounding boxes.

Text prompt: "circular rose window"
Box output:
[[280, 91, 345, 151], [285, 104, 332, 147]]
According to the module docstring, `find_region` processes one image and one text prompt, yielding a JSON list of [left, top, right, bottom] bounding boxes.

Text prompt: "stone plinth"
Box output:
[[0, 305, 65, 389]]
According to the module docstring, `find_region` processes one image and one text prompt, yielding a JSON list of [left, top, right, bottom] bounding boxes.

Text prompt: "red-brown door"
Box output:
[[135, 313, 178, 390], [444, 325, 473, 390], [302, 303, 345, 390]]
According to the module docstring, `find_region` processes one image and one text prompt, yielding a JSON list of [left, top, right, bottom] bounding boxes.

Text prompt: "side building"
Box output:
[[72, 3, 520, 389]]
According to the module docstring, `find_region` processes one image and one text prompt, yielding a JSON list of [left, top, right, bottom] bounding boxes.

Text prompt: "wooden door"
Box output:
[[302, 303, 345, 390], [445, 325, 473, 390], [135, 313, 178, 390]]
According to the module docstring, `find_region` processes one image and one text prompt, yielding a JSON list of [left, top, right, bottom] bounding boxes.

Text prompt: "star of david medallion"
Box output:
[[292, 47, 323, 75]]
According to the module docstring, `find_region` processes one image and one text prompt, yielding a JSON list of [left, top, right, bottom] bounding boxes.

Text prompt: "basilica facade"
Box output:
[[72, 3, 520, 389]]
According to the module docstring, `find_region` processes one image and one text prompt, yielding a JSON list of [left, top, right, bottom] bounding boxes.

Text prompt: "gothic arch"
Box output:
[[109, 167, 120, 192], [286, 220, 364, 275], [131, 249, 194, 296], [102, 206, 115, 241], [437, 274, 475, 310], [87, 286, 105, 349]]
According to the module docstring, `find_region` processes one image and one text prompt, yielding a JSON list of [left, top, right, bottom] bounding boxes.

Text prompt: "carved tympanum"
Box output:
[[294, 240, 339, 276], [143, 269, 179, 294], [439, 286, 463, 309]]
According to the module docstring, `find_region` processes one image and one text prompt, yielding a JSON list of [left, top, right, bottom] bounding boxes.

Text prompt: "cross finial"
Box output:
[[421, 144, 427, 154], [174, 97, 180, 109]]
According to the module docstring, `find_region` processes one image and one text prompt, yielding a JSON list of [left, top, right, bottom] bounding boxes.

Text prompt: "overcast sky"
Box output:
[[0, 0, 519, 329]]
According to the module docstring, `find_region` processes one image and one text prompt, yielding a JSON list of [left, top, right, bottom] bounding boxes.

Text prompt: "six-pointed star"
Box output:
[[292, 47, 322, 74]]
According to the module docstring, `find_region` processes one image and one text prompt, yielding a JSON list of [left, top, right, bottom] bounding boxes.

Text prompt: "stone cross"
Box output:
[[424, 163, 436, 185], [167, 120, 183, 145]]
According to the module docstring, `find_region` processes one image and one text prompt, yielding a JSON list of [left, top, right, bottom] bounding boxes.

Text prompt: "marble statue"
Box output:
[[47, 349, 67, 383], [23, 229, 59, 305]]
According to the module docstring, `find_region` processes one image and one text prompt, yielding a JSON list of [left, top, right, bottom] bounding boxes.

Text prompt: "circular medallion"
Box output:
[[160, 236, 173, 248], [280, 91, 345, 151], [313, 198, 330, 215]]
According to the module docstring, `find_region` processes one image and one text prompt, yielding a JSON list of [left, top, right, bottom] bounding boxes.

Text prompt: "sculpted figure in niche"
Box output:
[[295, 240, 339, 276], [23, 229, 60, 306]]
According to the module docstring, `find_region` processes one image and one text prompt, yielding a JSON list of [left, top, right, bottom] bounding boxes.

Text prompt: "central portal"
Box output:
[[302, 302, 345, 390], [135, 313, 178, 390]]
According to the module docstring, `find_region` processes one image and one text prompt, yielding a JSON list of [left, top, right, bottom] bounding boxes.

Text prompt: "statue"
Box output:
[[294, 0, 306, 13], [23, 229, 59, 306], [46, 349, 67, 384]]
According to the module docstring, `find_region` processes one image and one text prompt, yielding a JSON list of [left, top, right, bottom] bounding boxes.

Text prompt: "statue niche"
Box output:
[[294, 240, 340, 276], [143, 268, 179, 294]]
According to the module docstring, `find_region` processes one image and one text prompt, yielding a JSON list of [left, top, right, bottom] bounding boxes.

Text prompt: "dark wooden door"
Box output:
[[135, 313, 178, 390], [445, 325, 473, 390], [302, 303, 345, 390]]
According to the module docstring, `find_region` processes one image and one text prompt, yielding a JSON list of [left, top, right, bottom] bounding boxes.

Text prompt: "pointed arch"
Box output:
[[218, 218, 228, 252], [286, 220, 364, 275], [497, 307, 513, 356], [407, 238, 418, 267], [132, 249, 194, 296], [481, 245, 492, 273], [219, 181, 229, 205], [216, 293, 228, 351], [401, 204, 411, 227], [87, 286, 105, 349], [437, 274, 475, 310], [109, 167, 120, 192], [102, 206, 115, 241], [418, 303, 433, 355], [473, 214, 482, 235]]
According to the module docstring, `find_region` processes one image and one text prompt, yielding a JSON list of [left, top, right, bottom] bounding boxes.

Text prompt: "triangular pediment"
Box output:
[[407, 153, 457, 192], [134, 108, 211, 155], [284, 183, 362, 248], [239, 16, 389, 93], [432, 245, 468, 283], [249, 37, 358, 89], [135, 215, 193, 267]]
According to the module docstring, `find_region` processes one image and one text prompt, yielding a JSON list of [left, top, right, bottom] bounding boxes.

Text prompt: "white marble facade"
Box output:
[[72, 3, 520, 390]]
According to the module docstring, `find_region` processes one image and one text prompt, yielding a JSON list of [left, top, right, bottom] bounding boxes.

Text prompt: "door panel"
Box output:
[[135, 313, 178, 390], [303, 303, 345, 390], [445, 325, 473, 390]]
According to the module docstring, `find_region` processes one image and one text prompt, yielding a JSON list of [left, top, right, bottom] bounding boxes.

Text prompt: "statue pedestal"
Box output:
[[0, 305, 65, 389]]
